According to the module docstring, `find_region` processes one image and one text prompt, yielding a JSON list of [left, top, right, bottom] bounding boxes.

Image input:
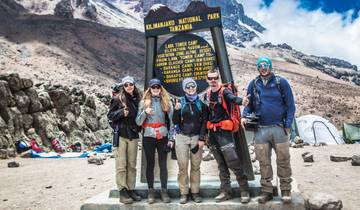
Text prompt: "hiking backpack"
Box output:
[[206, 83, 241, 132]]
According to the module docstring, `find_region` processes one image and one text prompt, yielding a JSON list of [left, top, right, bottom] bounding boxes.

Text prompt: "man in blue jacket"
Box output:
[[241, 57, 295, 204]]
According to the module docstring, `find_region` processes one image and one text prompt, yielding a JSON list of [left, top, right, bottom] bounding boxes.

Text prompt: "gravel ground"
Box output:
[[0, 144, 359, 210]]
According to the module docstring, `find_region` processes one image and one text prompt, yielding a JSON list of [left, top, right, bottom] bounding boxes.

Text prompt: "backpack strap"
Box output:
[[252, 77, 260, 107], [206, 89, 211, 106], [180, 97, 186, 121], [194, 99, 203, 113], [275, 75, 286, 105], [219, 86, 230, 116]]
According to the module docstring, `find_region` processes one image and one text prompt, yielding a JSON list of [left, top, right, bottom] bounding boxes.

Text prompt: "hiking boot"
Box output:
[[179, 194, 188, 204], [119, 188, 133, 204], [147, 188, 155, 204], [215, 191, 232, 202], [160, 188, 170, 203], [192, 193, 202, 203], [238, 180, 250, 204], [240, 191, 250, 203], [281, 190, 291, 204], [257, 192, 273, 204], [128, 190, 142, 201]]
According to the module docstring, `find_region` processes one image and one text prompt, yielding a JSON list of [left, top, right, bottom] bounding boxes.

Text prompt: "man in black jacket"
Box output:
[[205, 70, 250, 203]]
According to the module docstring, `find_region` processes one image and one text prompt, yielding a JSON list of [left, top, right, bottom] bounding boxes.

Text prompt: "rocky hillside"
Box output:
[[0, 73, 112, 149], [257, 43, 360, 86], [1, 0, 145, 85]]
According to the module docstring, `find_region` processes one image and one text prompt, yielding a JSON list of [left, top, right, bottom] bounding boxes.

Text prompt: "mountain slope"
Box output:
[[1, 0, 359, 132], [1, 0, 145, 93]]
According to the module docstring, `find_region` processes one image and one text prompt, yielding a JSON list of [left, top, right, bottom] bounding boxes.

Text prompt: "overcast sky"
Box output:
[[239, 0, 360, 68]]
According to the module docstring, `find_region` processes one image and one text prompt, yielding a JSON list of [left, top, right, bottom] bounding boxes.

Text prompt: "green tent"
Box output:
[[342, 123, 360, 144]]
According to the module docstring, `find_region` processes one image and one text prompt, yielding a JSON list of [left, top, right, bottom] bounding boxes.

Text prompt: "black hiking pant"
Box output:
[[143, 136, 168, 189], [208, 130, 248, 193]]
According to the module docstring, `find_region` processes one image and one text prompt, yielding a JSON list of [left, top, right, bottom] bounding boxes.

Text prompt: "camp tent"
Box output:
[[343, 123, 360, 144], [296, 115, 345, 145]]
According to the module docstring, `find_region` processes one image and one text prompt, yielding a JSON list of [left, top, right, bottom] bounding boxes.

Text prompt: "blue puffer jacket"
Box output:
[[242, 73, 296, 128]]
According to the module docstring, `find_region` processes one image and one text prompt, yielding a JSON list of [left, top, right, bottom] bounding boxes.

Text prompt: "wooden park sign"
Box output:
[[143, 1, 254, 181], [155, 33, 216, 96]]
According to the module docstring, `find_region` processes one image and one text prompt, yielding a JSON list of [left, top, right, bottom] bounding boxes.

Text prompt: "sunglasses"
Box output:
[[151, 85, 161, 89], [185, 84, 196, 89], [124, 83, 134, 88], [257, 63, 270, 69], [207, 76, 219, 81]]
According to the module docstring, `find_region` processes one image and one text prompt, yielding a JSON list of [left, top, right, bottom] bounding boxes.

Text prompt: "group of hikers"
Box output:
[[107, 57, 296, 205]]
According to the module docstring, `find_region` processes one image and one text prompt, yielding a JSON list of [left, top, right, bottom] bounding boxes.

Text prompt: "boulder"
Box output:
[[6, 73, 22, 92], [54, 0, 74, 19], [69, 130, 96, 146], [351, 155, 360, 166], [85, 95, 96, 109], [32, 111, 60, 146], [75, 117, 88, 131], [81, 106, 98, 131], [84, 4, 97, 20], [302, 152, 314, 162], [59, 121, 72, 135], [24, 88, 43, 113], [0, 116, 6, 128], [0, 80, 15, 107], [38, 91, 53, 111], [22, 114, 33, 131], [8, 161, 20, 168], [0, 130, 12, 149], [94, 129, 112, 143], [98, 115, 109, 130], [88, 155, 104, 165], [306, 192, 343, 210], [21, 78, 33, 89], [14, 91, 30, 113], [9, 107, 23, 135], [7, 148, 16, 157], [48, 89, 71, 108], [71, 88, 86, 104], [330, 155, 351, 162], [0, 149, 8, 159], [62, 103, 81, 117]]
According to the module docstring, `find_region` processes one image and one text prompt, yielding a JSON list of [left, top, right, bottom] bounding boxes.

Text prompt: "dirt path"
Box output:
[[0, 144, 359, 210]]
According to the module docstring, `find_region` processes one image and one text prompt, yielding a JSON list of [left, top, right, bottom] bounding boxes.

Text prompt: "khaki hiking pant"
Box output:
[[175, 134, 203, 195], [254, 125, 292, 193], [113, 137, 138, 191]]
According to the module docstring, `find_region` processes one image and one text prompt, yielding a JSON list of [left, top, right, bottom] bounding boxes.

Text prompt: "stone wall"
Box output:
[[0, 73, 112, 149]]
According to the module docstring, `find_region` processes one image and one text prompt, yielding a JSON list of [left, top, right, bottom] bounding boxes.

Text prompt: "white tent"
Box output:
[[296, 115, 345, 145]]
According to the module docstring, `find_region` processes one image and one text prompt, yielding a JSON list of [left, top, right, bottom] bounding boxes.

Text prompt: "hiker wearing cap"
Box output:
[[107, 76, 142, 204], [172, 78, 208, 204], [136, 78, 174, 204], [204, 69, 251, 203], [241, 57, 295, 204]]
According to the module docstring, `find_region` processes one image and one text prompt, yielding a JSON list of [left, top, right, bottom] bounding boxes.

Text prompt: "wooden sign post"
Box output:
[[142, 1, 254, 182]]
